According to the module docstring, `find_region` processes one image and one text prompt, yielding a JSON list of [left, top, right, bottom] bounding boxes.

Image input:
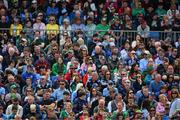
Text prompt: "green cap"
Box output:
[[101, 17, 107, 22], [10, 84, 17, 90]]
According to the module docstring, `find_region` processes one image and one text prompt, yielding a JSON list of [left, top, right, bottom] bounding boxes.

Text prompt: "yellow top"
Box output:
[[45, 24, 59, 35], [10, 24, 23, 36]]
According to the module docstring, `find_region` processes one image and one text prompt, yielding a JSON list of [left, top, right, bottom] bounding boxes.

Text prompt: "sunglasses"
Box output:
[[60, 83, 65, 85], [27, 90, 32, 92], [49, 19, 55, 21]]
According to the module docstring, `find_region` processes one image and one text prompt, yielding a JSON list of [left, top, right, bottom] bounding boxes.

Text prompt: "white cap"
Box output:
[[144, 50, 150, 55], [32, 0, 37, 4]]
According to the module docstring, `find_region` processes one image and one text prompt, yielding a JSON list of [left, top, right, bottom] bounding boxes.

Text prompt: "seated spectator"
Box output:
[[149, 74, 165, 97], [46, 0, 59, 17], [33, 16, 46, 39], [103, 81, 118, 97], [38, 89, 55, 117], [5, 85, 21, 104], [24, 104, 41, 119], [169, 87, 180, 119], [45, 15, 59, 36], [95, 17, 110, 37], [59, 101, 73, 119], [51, 56, 67, 76], [9, 17, 23, 37], [107, 93, 126, 113], [0, 103, 8, 119], [36, 75, 52, 98], [111, 101, 129, 120], [5, 75, 20, 94], [72, 90, 88, 114], [93, 98, 109, 119], [6, 97, 23, 118], [57, 91, 70, 112], [23, 95, 41, 119], [52, 80, 69, 101]]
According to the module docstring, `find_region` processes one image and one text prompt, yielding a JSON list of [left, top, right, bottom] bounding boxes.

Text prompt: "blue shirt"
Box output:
[[52, 88, 69, 101], [46, 6, 59, 16], [149, 81, 165, 96], [21, 72, 38, 86], [169, 98, 180, 117], [0, 87, 5, 96], [155, 57, 163, 66], [139, 58, 148, 72], [103, 87, 118, 97], [0, 113, 8, 119]]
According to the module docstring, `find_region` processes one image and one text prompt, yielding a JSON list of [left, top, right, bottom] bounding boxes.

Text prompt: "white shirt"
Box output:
[[6, 104, 23, 117]]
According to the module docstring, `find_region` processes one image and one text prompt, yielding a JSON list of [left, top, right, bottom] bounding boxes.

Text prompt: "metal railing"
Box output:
[[0, 28, 179, 47]]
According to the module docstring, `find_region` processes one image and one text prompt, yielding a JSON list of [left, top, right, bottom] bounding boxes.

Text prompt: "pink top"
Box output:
[[156, 102, 165, 114]]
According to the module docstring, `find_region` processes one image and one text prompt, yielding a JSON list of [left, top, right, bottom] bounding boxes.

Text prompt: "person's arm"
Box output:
[[6, 106, 11, 115], [107, 101, 112, 113], [1, 87, 5, 100], [18, 106, 23, 117], [52, 63, 58, 76], [170, 100, 180, 118]]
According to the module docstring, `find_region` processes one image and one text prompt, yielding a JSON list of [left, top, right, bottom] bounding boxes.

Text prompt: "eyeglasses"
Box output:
[[49, 19, 55, 21], [27, 90, 32, 92], [172, 92, 178, 94]]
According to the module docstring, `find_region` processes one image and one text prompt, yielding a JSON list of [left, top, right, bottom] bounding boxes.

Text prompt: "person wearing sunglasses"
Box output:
[[45, 15, 59, 36], [169, 87, 180, 119]]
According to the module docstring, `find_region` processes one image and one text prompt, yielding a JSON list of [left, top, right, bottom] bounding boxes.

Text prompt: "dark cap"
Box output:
[[108, 81, 114, 85]]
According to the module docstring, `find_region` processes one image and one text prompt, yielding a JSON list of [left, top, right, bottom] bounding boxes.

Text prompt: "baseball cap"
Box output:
[[10, 84, 17, 90], [101, 17, 107, 22], [108, 81, 114, 85], [32, 0, 37, 4]]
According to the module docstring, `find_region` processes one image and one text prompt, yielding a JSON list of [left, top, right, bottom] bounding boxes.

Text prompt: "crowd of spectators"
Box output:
[[0, 0, 180, 120]]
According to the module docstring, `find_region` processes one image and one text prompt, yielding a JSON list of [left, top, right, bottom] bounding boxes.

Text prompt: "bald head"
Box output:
[[8, 47, 15, 56], [95, 45, 101, 54], [0, 55, 3, 62]]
